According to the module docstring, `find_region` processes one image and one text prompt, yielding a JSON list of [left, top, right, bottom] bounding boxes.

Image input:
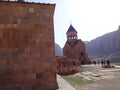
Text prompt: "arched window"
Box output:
[[80, 52, 84, 56]]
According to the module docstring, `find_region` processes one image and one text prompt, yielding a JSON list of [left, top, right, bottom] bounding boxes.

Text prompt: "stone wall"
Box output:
[[63, 39, 89, 64], [56, 56, 79, 76], [0, 1, 58, 90]]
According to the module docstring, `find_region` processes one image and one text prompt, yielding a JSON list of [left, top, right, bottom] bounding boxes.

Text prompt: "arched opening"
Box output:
[[79, 52, 85, 65], [81, 60, 85, 65], [80, 52, 84, 56]]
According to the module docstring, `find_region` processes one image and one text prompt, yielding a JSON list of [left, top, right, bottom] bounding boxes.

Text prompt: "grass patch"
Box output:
[[63, 76, 93, 87]]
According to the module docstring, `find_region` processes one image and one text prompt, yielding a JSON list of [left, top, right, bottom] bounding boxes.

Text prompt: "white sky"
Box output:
[[29, 0, 120, 48]]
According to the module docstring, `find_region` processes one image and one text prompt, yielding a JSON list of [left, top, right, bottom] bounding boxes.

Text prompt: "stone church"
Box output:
[[63, 25, 89, 64]]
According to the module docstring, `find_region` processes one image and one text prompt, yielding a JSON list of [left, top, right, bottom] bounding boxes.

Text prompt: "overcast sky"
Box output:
[[29, 0, 120, 48]]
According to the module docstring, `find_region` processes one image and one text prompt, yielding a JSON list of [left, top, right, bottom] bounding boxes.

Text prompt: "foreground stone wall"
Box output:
[[56, 56, 79, 76], [0, 1, 57, 90]]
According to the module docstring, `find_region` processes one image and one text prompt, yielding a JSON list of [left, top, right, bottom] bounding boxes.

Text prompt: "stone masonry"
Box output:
[[56, 56, 79, 76], [63, 25, 89, 64], [0, 1, 58, 90]]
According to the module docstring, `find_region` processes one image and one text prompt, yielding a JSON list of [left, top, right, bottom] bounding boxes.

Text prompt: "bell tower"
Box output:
[[66, 24, 78, 46]]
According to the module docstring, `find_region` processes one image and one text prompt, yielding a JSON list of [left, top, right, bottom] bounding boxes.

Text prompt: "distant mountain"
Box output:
[[55, 43, 63, 56], [84, 41, 89, 45], [86, 26, 120, 62]]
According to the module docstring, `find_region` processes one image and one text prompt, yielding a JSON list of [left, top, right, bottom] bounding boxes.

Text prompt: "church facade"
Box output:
[[63, 25, 89, 64]]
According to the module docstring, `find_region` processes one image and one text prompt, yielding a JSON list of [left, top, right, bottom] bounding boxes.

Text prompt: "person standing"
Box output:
[[107, 60, 110, 68]]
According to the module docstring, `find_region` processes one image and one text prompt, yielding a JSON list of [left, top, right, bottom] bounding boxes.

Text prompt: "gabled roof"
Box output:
[[66, 24, 77, 33]]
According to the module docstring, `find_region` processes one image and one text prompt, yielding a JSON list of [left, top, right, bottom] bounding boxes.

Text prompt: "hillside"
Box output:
[[86, 26, 120, 62], [55, 43, 63, 56]]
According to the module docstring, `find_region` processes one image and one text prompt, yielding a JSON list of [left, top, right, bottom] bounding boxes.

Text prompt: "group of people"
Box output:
[[101, 60, 111, 68], [89, 60, 111, 68]]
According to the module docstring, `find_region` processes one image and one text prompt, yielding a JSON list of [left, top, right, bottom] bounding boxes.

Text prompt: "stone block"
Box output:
[[0, 1, 57, 90]]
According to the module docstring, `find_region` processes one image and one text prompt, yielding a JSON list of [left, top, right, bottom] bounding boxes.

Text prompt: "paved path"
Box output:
[[56, 75, 76, 90]]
